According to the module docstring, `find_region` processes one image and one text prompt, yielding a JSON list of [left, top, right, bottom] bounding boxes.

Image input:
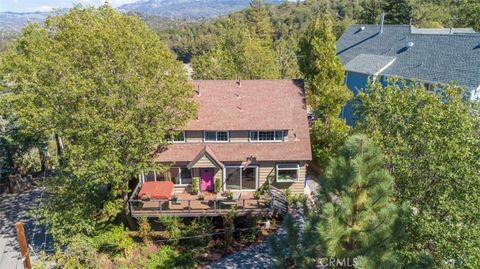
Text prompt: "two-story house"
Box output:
[[336, 21, 480, 125], [129, 80, 312, 217]]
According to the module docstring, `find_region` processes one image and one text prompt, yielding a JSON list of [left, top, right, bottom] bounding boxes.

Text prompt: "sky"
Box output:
[[0, 0, 139, 12]]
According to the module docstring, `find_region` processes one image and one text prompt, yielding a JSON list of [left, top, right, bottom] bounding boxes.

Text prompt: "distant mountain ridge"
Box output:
[[119, 0, 283, 19], [0, 9, 67, 32]]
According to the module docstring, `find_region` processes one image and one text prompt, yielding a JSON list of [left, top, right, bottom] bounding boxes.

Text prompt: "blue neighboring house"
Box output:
[[336, 23, 480, 125]]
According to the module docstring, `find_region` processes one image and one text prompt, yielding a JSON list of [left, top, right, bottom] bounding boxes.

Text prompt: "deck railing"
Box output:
[[128, 182, 272, 217]]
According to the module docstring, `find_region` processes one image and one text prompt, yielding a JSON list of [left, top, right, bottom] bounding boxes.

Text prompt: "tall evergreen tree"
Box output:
[[246, 0, 274, 45], [383, 0, 412, 24], [298, 14, 352, 169], [316, 134, 407, 268], [359, 0, 383, 24]]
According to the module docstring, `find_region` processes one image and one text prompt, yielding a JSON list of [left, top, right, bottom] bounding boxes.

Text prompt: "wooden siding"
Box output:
[[230, 131, 249, 143], [258, 161, 306, 195], [191, 155, 216, 168], [186, 131, 203, 143]]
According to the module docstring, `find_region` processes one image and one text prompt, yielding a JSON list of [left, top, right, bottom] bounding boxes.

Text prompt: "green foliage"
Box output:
[[459, 0, 480, 31], [191, 19, 279, 80], [268, 214, 316, 268], [223, 208, 236, 245], [355, 80, 480, 267], [359, 0, 383, 24], [52, 235, 100, 269], [383, 0, 412, 24], [0, 4, 196, 244], [214, 178, 222, 193], [315, 134, 407, 268], [91, 225, 135, 258], [192, 178, 199, 194], [183, 217, 214, 246], [138, 217, 152, 243], [298, 14, 351, 169], [158, 216, 184, 245], [144, 246, 195, 269]]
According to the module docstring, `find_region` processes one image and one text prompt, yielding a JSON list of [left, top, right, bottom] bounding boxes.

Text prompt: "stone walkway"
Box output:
[[0, 187, 53, 269]]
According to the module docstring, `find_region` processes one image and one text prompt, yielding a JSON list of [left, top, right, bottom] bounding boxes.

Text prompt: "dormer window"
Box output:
[[249, 130, 284, 142], [204, 131, 229, 142]]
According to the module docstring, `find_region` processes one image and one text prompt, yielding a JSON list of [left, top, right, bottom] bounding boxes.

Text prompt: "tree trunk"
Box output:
[[54, 133, 64, 156]]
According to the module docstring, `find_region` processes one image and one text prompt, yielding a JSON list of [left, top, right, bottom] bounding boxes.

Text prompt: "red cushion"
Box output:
[[138, 181, 174, 200]]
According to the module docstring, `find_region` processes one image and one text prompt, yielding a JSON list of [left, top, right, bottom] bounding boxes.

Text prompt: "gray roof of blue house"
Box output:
[[336, 25, 480, 91]]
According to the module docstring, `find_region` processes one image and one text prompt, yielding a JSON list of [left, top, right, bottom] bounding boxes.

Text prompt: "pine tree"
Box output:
[[298, 14, 352, 169], [315, 134, 407, 268], [459, 0, 480, 31], [246, 0, 274, 45], [359, 0, 383, 24], [383, 0, 412, 24]]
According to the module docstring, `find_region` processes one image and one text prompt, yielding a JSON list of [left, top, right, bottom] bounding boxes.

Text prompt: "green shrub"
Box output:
[[138, 217, 152, 243], [184, 217, 213, 246], [53, 235, 99, 268], [223, 208, 236, 244], [158, 216, 184, 245], [145, 246, 195, 269], [192, 178, 199, 194], [92, 225, 135, 258], [258, 182, 269, 195], [214, 178, 222, 193]]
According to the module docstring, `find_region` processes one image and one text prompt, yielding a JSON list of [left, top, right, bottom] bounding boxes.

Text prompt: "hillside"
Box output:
[[119, 0, 283, 19]]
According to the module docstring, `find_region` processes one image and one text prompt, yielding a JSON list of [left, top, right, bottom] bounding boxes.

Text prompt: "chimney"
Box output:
[[380, 12, 385, 34]]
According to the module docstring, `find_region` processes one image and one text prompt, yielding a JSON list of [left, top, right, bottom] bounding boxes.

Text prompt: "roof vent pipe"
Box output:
[[380, 11, 385, 34], [196, 85, 201, 96], [407, 41, 414, 48]]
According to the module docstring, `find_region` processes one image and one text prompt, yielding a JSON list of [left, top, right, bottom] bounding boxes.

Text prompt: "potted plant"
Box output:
[[254, 190, 261, 200], [192, 178, 199, 195], [141, 193, 151, 201], [198, 194, 205, 201], [214, 178, 222, 193], [171, 193, 178, 203], [225, 191, 233, 200]]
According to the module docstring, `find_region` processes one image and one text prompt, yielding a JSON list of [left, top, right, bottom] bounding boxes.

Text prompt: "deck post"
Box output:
[[214, 200, 217, 213], [188, 200, 191, 213], [242, 199, 245, 210], [159, 200, 162, 213]]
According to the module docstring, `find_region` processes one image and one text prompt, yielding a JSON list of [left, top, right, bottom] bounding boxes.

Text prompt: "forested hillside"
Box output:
[[152, 0, 480, 78]]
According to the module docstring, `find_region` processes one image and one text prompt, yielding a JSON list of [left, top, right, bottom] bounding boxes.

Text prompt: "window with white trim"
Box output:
[[249, 130, 284, 142], [225, 166, 258, 190], [276, 164, 299, 182], [171, 167, 192, 185], [204, 131, 229, 142]]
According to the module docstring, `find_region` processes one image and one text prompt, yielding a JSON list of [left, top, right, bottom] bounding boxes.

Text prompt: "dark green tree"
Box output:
[[356, 80, 480, 267], [383, 0, 412, 24], [246, 0, 274, 45], [459, 0, 480, 31], [0, 5, 196, 244], [315, 134, 407, 268], [298, 14, 352, 169], [359, 0, 383, 24]]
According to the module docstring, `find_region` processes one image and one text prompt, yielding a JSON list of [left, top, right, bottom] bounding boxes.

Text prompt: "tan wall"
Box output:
[[185, 131, 203, 143], [191, 156, 216, 168], [258, 161, 306, 195], [229, 131, 249, 143]]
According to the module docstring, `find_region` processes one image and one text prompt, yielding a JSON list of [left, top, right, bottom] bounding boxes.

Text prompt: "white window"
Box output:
[[276, 164, 299, 182], [204, 131, 229, 142], [249, 130, 284, 142], [225, 166, 258, 191], [171, 167, 192, 185]]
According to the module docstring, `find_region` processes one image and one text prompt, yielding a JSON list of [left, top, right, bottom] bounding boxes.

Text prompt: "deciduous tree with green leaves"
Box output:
[[383, 0, 412, 24], [0, 5, 196, 244], [355, 80, 480, 268], [298, 14, 352, 169], [459, 0, 480, 31]]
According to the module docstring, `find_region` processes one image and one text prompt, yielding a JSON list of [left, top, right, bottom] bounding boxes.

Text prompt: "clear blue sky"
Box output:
[[0, 0, 138, 12]]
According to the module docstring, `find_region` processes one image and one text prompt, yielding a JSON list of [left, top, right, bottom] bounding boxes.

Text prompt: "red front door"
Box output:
[[200, 168, 214, 192]]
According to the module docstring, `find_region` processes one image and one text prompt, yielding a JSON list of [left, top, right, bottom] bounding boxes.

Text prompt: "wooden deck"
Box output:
[[128, 184, 272, 217]]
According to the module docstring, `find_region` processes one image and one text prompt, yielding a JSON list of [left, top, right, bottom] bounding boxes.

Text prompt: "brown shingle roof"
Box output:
[[154, 80, 312, 162], [186, 80, 307, 130]]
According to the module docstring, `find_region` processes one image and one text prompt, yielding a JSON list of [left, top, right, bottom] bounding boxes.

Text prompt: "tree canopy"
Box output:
[[0, 5, 196, 243], [355, 80, 480, 267]]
